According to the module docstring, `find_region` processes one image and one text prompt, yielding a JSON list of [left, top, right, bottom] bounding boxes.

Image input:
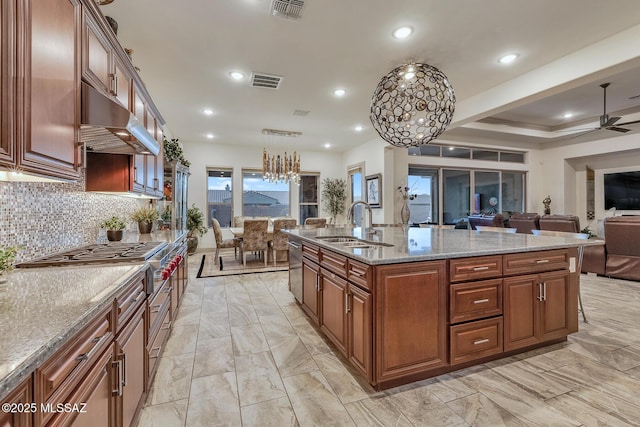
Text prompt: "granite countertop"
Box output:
[[287, 226, 604, 265], [116, 228, 187, 245], [0, 263, 147, 401]]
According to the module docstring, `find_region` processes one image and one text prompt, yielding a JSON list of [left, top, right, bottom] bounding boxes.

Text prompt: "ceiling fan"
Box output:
[[579, 83, 640, 135]]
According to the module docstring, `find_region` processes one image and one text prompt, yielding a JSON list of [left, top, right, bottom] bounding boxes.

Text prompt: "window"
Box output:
[[501, 172, 525, 214], [474, 171, 500, 213], [348, 165, 364, 226], [408, 167, 439, 224], [207, 169, 232, 227], [443, 170, 470, 225], [242, 171, 290, 217], [407, 144, 525, 164], [299, 174, 319, 224]]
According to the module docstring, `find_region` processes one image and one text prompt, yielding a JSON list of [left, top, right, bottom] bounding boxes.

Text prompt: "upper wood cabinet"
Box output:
[[0, 0, 82, 180]]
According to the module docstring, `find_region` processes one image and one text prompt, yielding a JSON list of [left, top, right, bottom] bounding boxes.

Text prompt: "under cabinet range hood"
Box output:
[[80, 82, 160, 156]]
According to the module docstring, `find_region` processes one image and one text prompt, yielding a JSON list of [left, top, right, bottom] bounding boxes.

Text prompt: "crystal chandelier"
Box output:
[[370, 62, 456, 147], [262, 148, 300, 184]]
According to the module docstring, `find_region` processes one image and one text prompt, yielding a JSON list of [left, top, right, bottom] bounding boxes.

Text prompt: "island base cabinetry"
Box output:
[[0, 377, 32, 427], [297, 243, 577, 390]]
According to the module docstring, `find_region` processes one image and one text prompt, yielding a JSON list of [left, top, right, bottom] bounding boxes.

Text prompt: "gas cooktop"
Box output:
[[16, 241, 168, 268]]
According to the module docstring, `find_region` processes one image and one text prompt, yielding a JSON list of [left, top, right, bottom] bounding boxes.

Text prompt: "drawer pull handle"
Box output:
[[350, 271, 363, 277], [150, 346, 161, 359], [162, 320, 172, 331], [164, 286, 173, 294], [76, 335, 103, 362], [472, 266, 489, 271], [151, 304, 162, 313], [473, 338, 490, 345], [536, 259, 549, 264], [473, 298, 490, 304]]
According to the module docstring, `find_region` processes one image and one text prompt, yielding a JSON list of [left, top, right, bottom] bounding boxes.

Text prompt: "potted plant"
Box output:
[[0, 245, 19, 284], [163, 138, 191, 167], [186, 204, 208, 254], [131, 205, 159, 234], [321, 178, 347, 224], [100, 216, 127, 241], [160, 205, 172, 229]]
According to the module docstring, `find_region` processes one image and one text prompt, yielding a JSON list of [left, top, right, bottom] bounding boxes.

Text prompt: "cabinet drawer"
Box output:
[[503, 249, 569, 276], [450, 279, 502, 324], [302, 242, 321, 264], [36, 307, 113, 404], [148, 309, 171, 380], [115, 273, 146, 332], [321, 249, 348, 278], [450, 317, 503, 365], [348, 259, 371, 291], [450, 255, 502, 282], [148, 280, 171, 339]]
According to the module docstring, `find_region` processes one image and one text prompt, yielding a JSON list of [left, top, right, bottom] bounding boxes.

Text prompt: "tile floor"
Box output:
[[136, 251, 640, 426]]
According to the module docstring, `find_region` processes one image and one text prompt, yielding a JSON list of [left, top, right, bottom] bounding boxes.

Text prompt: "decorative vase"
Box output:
[[106, 230, 123, 242], [400, 200, 410, 225], [187, 236, 198, 254], [138, 221, 153, 234]]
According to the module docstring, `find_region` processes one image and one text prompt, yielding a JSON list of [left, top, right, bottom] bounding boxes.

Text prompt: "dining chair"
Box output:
[[531, 229, 590, 322], [269, 218, 297, 266], [304, 217, 327, 228], [240, 219, 269, 267], [211, 218, 241, 265], [475, 226, 517, 233], [233, 216, 245, 228]]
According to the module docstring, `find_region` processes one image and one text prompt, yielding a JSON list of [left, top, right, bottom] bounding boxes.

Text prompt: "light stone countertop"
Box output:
[[0, 263, 147, 401], [286, 226, 604, 265]]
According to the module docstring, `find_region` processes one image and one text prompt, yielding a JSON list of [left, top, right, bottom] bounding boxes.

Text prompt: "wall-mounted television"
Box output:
[[604, 171, 640, 210]]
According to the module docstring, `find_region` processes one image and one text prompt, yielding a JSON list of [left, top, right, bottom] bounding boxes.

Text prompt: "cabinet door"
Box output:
[[375, 261, 448, 384], [320, 270, 347, 355], [145, 111, 156, 193], [116, 305, 146, 427], [82, 12, 111, 94], [132, 86, 146, 191], [301, 261, 320, 325], [348, 284, 372, 381], [155, 126, 164, 198], [0, 377, 32, 427], [503, 274, 538, 351], [0, 0, 16, 167], [22, 0, 81, 180], [113, 54, 131, 109], [539, 270, 571, 342]]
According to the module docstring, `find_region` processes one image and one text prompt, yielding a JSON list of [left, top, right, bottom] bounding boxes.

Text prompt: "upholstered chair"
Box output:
[[539, 214, 580, 233], [304, 217, 327, 228], [509, 212, 540, 234], [240, 219, 269, 267], [467, 213, 506, 230], [269, 218, 297, 266], [233, 216, 245, 228], [211, 218, 241, 265]]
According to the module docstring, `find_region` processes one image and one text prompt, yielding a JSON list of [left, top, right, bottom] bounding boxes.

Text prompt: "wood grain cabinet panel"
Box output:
[[320, 268, 348, 355], [449, 255, 502, 282], [301, 260, 321, 325], [375, 261, 448, 386], [450, 279, 502, 324], [503, 249, 569, 276], [0, 0, 17, 168], [347, 284, 372, 381], [0, 377, 32, 427], [450, 317, 503, 365]]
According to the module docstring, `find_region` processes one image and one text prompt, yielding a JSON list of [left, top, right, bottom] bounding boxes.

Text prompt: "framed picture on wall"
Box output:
[[366, 173, 382, 208]]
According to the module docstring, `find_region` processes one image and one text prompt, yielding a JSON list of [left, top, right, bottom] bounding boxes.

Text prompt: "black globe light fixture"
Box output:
[[370, 62, 456, 147]]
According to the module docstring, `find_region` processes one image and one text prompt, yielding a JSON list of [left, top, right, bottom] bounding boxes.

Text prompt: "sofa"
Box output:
[[508, 212, 540, 234], [538, 214, 581, 233], [582, 216, 640, 281], [467, 213, 506, 230]]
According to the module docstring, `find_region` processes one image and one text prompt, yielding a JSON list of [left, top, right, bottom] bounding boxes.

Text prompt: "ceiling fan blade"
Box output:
[[604, 116, 621, 126], [606, 126, 631, 133], [616, 119, 640, 126], [554, 126, 599, 133], [569, 128, 600, 140]]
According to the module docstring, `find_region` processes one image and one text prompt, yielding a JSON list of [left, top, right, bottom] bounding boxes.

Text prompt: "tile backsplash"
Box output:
[[0, 175, 146, 263]]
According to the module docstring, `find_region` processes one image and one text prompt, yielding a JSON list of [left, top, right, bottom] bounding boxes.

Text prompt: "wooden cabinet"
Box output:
[[301, 260, 321, 325], [347, 284, 372, 380], [450, 317, 503, 365], [375, 261, 448, 386], [449, 279, 502, 324], [0, 377, 32, 427], [504, 269, 571, 351], [320, 268, 348, 355], [0, 0, 81, 180], [114, 304, 146, 427]]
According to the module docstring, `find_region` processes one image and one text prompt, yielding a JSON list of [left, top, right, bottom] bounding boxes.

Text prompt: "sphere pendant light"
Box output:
[[370, 62, 456, 147]]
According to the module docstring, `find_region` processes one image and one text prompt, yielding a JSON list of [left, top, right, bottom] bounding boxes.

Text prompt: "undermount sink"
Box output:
[[316, 235, 393, 248]]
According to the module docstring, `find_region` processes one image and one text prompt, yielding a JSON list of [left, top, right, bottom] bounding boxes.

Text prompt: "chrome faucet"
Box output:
[[347, 200, 373, 228]]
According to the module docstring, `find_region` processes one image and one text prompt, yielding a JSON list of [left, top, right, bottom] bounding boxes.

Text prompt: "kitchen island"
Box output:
[[286, 226, 602, 390]]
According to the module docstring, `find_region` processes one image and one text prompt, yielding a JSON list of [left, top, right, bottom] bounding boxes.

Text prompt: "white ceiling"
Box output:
[[101, 0, 640, 152]]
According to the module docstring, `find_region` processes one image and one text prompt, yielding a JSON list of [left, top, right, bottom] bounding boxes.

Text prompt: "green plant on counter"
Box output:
[[163, 138, 191, 167], [321, 178, 347, 224], [186, 204, 207, 238], [581, 226, 596, 238], [130, 205, 159, 222], [100, 216, 127, 231], [0, 245, 20, 273], [161, 205, 172, 221]]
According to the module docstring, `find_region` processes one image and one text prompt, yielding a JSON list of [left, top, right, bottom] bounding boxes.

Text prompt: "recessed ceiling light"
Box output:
[[333, 88, 346, 97], [392, 26, 413, 39], [206, 133, 214, 139], [202, 108, 214, 116], [354, 125, 364, 132], [562, 112, 574, 119], [229, 71, 245, 80], [498, 53, 519, 64], [324, 143, 331, 149]]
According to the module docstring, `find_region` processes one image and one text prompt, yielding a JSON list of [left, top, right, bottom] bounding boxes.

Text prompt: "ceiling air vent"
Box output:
[[270, 0, 305, 20], [262, 128, 302, 137], [251, 72, 283, 89], [293, 109, 310, 117]]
